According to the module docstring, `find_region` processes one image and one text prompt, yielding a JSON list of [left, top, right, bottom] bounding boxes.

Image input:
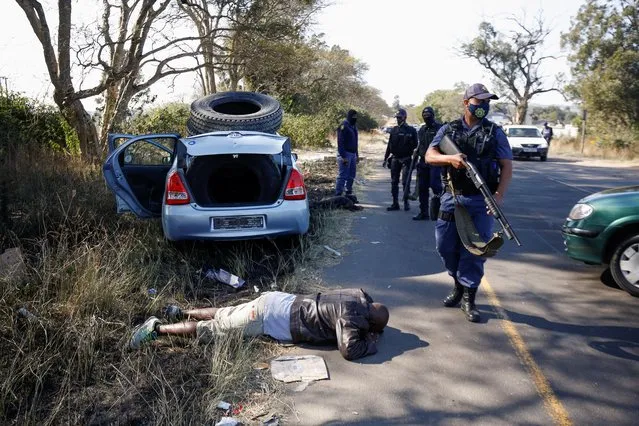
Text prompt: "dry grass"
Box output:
[[0, 145, 349, 425], [550, 136, 639, 161]]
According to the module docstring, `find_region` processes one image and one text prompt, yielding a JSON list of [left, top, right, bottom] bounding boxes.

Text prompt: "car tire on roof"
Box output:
[[187, 91, 283, 135], [610, 233, 639, 297]]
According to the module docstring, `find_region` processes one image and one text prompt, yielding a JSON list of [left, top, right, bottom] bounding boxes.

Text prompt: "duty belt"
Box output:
[[444, 187, 481, 196]]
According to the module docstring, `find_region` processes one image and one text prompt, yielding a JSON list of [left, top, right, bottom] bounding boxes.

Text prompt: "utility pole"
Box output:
[[580, 109, 587, 154]]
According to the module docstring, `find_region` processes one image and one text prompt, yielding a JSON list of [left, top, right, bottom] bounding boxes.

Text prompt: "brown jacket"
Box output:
[[289, 288, 377, 360]]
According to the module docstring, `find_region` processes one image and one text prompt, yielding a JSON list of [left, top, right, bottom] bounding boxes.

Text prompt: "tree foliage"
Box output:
[[415, 83, 467, 124], [117, 102, 190, 135], [561, 0, 639, 148], [460, 15, 563, 124]]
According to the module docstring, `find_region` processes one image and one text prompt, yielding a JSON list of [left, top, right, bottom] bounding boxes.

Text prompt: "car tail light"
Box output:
[[284, 169, 306, 200], [165, 171, 191, 205]]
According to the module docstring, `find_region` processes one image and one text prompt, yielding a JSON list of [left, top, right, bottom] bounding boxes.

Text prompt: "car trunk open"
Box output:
[[185, 153, 287, 207]]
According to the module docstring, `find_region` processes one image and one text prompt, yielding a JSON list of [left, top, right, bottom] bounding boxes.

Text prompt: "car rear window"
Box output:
[[507, 128, 541, 137]]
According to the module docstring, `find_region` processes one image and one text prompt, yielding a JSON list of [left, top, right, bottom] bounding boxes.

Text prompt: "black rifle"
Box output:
[[439, 135, 522, 246], [402, 149, 419, 202]]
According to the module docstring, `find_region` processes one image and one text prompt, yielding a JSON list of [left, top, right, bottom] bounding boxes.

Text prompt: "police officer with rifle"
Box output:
[[412, 106, 443, 220], [383, 108, 418, 211], [425, 83, 517, 323]]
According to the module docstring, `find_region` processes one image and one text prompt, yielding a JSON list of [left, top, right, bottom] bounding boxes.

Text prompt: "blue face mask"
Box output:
[[468, 102, 490, 119]]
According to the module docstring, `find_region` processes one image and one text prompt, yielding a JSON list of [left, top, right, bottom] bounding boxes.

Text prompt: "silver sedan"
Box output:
[[103, 131, 310, 241]]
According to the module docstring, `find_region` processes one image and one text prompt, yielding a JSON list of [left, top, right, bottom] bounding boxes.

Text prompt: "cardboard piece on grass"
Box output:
[[0, 247, 26, 280], [270, 355, 329, 383]]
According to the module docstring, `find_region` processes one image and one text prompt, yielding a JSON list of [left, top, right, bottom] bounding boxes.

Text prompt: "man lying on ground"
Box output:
[[131, 288, 389, 361]]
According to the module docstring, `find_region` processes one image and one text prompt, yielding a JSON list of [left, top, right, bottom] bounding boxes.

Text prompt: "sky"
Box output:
[[0, 0, 585, 110]]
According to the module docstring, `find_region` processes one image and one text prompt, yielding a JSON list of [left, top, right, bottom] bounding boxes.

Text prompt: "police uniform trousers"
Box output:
[[416, 159, 443, 212], [435, 192, 494, 288], [390, 157, 411, 199], [335, 151, 357, 195]]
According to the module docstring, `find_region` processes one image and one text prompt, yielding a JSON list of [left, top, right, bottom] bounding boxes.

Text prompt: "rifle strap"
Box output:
[[448, 176, 503, 258]]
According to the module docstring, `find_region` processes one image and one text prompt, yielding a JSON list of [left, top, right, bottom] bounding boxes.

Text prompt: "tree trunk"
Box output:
[[99, 79, 137, 150], [514, 99, 529, 124], [63, 100, 100, 161]]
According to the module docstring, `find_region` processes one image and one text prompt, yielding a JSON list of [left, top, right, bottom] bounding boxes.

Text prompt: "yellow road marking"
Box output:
[[482, 278, 573, 426]]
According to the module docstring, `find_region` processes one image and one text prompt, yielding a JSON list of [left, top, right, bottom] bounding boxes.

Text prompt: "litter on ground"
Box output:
[[200, 265, 246, 289], [323, 245, 341, 257]]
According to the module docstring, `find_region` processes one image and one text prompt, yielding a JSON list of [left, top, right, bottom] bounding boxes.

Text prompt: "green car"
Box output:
[[562, 186, 639, 297]]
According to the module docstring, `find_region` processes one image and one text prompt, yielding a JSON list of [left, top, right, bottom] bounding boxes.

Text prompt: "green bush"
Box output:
[[0, 92, 71, 153], [279, 113, 335, 148], [118, 102, 190, 135]]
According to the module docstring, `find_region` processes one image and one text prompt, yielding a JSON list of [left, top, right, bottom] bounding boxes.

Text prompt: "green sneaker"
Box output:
[[130, 317, 160, 349]]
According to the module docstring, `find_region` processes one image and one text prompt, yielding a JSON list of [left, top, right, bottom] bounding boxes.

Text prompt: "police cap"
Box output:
[[464, 83, 499, 100]]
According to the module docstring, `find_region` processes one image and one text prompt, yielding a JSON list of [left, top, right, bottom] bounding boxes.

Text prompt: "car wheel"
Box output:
[[610, 234, 639, 297], [187, 92, 283, 135], [540, 155, 547, 161]]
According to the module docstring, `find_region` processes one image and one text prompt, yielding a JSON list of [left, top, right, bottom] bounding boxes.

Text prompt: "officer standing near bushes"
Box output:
[[335, 110, 359, 198], [383, 108, 418, 211], [413, 106, 443, 220]]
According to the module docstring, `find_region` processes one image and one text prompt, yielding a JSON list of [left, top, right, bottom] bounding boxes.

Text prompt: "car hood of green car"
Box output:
[[573, 185, 639, 228], [580, 185, 639, 204]]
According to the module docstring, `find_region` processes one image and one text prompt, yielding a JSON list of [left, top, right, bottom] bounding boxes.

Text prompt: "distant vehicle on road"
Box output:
[[503, 125, 549, 161], [102, 92, 310, 242], [562, 186, 639, 297]]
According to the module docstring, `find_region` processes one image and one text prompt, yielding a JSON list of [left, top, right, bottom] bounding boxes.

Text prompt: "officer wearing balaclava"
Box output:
[[335, 109, 359, 198], [383, 108, 419, 211], [413, 106, 443, 220]]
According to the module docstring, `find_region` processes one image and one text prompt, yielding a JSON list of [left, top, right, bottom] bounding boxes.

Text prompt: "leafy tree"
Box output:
[[415, 83, 467, 124], [460, 15, 564, 124], [118, 103, 190, 135], [561, 0, 639, 147]]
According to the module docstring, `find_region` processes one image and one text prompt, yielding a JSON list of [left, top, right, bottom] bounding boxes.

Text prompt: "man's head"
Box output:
[[395, 108, 407, 126], [369, 303, 389, 333], [347, 109, 358, 126], [463, 83, 498, 121], [422, 106, 435, 124], [544, 122, 549, 127]]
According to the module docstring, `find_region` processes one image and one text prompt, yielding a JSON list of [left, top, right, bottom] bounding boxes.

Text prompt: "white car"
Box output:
[[503, 125, 549, 161]]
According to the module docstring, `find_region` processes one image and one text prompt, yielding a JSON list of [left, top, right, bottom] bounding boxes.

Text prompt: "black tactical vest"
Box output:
[[388, 124, 418, 158], [418, 122, 441, 157], [443, 119, 501, 194]]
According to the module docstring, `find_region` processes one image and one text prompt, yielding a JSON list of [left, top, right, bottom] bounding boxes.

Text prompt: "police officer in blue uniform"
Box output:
[[335, 109, 359, 197], [425, 83, 513, 322], [383, 108, 418, 211], [413, 106, 443, 220]]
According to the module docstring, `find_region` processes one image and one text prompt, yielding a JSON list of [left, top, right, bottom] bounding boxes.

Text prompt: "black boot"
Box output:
[[443, 280, 463, 307], [412, 211, 429, 220], [404, 200, 410, 211], [387, 197, 400, 211], [461, 287, 481, 323]]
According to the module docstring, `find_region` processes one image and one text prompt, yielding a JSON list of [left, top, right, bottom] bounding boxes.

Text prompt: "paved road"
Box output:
[[286, 152, 639, 425]]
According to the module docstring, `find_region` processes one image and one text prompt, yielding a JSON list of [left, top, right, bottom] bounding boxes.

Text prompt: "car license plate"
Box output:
[[523, 148, 538, 153], [212, 215, 265, 231]]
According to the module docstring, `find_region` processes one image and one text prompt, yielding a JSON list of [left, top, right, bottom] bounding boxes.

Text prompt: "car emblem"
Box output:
[[187, 140, 196, 145], [228, 132, 242, 138]]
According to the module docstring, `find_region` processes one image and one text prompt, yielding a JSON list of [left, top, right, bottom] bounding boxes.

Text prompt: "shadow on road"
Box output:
[[479, 307, 639, 361], [358, 326, 429, 364]]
